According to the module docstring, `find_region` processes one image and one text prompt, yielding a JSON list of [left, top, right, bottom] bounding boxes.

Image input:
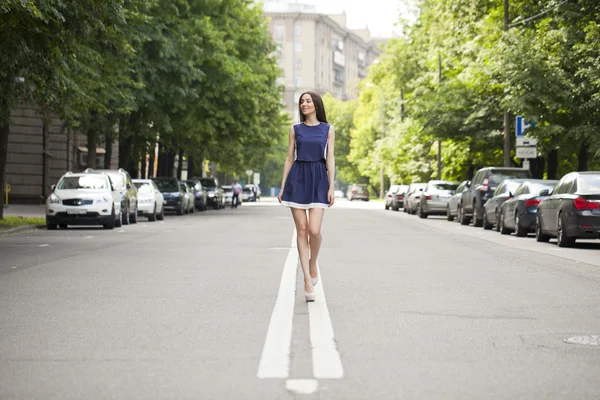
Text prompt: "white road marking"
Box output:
[[309, 262, 344, 379], [257, 230, 297, 379], [84, 236, 93, 239], [286, 379, 319, 394], [38, 244, 49, 247]]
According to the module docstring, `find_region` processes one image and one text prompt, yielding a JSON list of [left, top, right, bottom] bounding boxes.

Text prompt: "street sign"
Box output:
[[253, 173, 260, 185], [516, 137, 538, 147], [516, 146, 537, 159], [245, 169, 253, 178], [515, 115, 537, 137]]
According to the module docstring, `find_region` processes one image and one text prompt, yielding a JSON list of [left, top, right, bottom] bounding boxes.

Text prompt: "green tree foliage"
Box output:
[[341, 0, 600, 195]]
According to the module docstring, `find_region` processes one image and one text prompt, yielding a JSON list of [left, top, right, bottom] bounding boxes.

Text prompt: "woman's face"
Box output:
[[300, 94, 316, 116]]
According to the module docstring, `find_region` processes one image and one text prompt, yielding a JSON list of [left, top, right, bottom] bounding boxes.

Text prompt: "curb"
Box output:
[[0, 224, 46, 235]]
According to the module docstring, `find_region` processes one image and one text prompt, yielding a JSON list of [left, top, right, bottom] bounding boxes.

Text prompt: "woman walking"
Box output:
[[278, 91, 336, 302]]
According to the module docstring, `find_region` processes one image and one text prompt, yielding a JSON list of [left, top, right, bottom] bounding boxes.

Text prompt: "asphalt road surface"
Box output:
[[1, 198, 600, 399]]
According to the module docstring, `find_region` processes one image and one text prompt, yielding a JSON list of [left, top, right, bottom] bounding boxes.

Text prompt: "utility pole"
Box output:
[[379, 91, 385, 198], [437, 52, 442, 179], [503, 0, 511, 167]]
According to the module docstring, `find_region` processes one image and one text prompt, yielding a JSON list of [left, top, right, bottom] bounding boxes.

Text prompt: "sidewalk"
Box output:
[[3, 204, 46, 218]]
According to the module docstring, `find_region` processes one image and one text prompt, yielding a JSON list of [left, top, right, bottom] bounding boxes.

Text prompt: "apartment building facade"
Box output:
[[263, 2, 382, 121]]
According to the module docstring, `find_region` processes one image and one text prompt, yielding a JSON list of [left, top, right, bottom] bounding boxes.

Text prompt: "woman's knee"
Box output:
[[297, 223, 309, 236], [308, 226, 321, 238]]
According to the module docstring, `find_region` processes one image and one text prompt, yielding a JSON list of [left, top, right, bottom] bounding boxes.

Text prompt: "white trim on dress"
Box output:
[[281, 201, 329, 209]]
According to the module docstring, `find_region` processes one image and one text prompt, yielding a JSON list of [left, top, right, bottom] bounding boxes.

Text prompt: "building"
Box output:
[[262, 0, 382, 121]]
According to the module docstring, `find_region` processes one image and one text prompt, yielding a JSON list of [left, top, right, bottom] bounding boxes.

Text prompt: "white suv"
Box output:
[[46, 172, 122, 230]]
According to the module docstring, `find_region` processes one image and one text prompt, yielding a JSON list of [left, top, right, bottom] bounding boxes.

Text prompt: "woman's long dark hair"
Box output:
[[299, 91, 328, 123]]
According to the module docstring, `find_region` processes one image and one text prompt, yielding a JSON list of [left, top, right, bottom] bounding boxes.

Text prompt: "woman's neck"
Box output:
[[304, 115, 319, 126]]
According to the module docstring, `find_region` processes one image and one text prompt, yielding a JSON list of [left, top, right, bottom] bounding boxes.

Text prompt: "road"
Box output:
[[1, 198, 600, 399]]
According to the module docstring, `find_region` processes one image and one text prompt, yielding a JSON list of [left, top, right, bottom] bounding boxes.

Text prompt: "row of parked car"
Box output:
[[45, 168, 261, 230], [385, 167, 600, 247]]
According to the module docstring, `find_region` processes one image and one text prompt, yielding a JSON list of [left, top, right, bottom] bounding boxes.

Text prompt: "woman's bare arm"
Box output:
[[278, 126, 296, 197], [326, 125, 336, 206]]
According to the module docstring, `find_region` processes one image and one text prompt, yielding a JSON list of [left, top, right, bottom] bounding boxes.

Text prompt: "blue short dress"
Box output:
[[281, 122, 331, 209]]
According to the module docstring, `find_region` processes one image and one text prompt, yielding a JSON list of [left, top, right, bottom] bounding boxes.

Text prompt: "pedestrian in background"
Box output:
[[232, 180, 242, 208], [277, 91, 336, 302]]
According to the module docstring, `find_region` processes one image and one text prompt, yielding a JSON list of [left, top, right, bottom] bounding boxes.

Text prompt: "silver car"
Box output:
[[417, 180, 459, 219], [446, 180, 468, 221], [385, 185, 402, 210], [404, 183, 427, 214]]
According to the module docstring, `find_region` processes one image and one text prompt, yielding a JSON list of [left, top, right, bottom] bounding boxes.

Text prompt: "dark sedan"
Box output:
[[536, 172, 600, 247], [185, 180, 208, 211], [482, 179, 528, 230], [153, 177, 185, 215], [498, 180, 558, 236]]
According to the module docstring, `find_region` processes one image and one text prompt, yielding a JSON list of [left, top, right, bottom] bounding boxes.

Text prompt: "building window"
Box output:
[[295, 76, 302, 87], [294, 24, 302, 37], [295, 42, 302, 52], [275, 24, 284, 42], [295, 59, 302, 70]]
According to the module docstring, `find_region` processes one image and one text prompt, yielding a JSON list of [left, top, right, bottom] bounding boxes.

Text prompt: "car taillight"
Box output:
[[574, 197, 600, 210], [398, 195, 404, 199], [387, 194, 392, 198], [479, 178, 489, 192], [352, 190, 357, 194], [415, 195, 420, 199], [425, 195, 432, 200], [525, 198, 541, 207]]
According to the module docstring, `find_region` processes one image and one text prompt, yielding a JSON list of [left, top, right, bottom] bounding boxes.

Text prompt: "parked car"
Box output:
[[245, 184, 261, 201], [185, 180, 208, 211], [86, 168, 138, 224], [389, 184, 409, 211], [404, 183, 427, 214], [132, 179, 165, 221], [385, 185, 402, 210], [46, 172, 122, 229], [194, 177, 225, 209], [536, 172, 600, 247], [458, 167, 532, 226], [446, 180, 468, 221], [222, 185, 233, 205], [179, 181, 195, 214], [334, 189, 345, 198], [153, 177, 185, 215], [481, 179, 528, 230], [498, 179, 559, 236], [417, 180, 459, 218], [347, 183, 369, 201], [242, 186, 255, 202]]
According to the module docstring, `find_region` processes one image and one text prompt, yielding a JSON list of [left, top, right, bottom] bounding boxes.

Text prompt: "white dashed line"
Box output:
[[39, 244, 49, 247]]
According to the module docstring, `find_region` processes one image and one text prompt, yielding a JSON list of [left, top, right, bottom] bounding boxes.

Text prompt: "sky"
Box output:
[[294, 0, 413, 38]]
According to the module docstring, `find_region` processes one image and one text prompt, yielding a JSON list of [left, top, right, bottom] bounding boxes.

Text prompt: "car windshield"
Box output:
[[154, 180, 179, 192], [397, 185, 409, 193], [530, 182, 557, 195], [134, 182, 153, 194], [105, 173, 125, 188], [578, 174, 600, 193], [243, 188, 253, 193], [185, 181, 199, 190], [200, 178, 216, 188], [388, 185, 400, 193], [489, 170, 531, 184], [222, 186, 232, 193], [58, 175, 107, 190], [430, 183, 458, 193], [504, 181, 524, 193]]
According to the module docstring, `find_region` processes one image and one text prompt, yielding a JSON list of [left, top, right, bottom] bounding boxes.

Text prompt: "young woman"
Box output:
[[278, 91, 335, 302]]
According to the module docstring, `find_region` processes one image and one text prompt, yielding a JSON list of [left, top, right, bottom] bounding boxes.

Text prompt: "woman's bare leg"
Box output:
[[291, 208, 313, 293], [308, 208, 325, 279]]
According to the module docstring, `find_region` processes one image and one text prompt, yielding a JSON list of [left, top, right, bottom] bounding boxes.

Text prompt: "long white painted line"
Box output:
[[309, 262, 344, 379], [257, 230, 298, 379]]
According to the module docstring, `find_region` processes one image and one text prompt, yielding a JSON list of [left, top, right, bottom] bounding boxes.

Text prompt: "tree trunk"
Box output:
[[188, 155, 195, 178], [42, 119, 50, 201], [157, 149, 176, 177], [530, 157, 544, 179], [0, 120, 9, 219], [578, 141, 589, 171], [104, 130, 113, 169], [87, 128, 97, 169], [547, 149, 558, 179], [176, 148, 184, 179]]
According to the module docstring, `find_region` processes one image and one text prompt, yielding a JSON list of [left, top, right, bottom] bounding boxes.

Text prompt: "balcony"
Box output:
[[333, 51, 345, 68]]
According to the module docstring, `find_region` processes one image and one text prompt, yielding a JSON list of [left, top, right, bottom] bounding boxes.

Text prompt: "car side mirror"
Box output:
[[51, 184, 56, 191], [508, 192, 513, 198], [465, 181, 471, 188], [126, 183, 132, 189], [111, 185, 116, 191], [539, 189, 550, 196]]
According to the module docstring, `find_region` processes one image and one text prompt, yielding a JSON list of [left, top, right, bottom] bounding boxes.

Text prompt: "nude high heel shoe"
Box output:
[[311, 276, 319, 286], [305, 291, 315, 302]]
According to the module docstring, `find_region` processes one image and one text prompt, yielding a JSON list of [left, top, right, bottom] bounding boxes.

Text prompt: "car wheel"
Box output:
[[104, 208, 116, 229], [535, 215, 550, 242], [157, 205, 165, 221], [482, 212, 493, 230], [122, 204, 130, 225], [473, 202, 483, 227], [446, 205, 454, 221], [458, 205, 470, 225], [130, 203, 138, 224], [46, 221, 57, 230], [499, 211, 510, 235], [59, 224, 68, 229], [177, 205, 184, 215], [557, 213, 575, 247], [495, 210, 501, 232], [385, 203, 389, 210], [148, 204, 157, 222], [515, 214, 527, 237], [115, 206, 122, 228], [418, 203, 427, 219]]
